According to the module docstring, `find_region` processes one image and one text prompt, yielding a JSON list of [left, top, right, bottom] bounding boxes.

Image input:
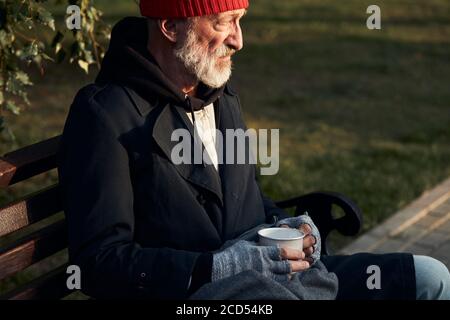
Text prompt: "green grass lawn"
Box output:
[[1, 0, 450, 252]]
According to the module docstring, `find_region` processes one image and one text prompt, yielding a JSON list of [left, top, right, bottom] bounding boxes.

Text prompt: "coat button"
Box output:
[[197, 194, 206, 205], [140, 272, 146, 278]]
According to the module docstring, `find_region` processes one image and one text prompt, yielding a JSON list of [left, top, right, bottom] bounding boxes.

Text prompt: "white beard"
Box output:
[[174, 26, 235, 89]]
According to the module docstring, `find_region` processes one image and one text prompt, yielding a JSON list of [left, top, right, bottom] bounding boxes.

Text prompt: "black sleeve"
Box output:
[[58, 88, 202, 299], [188, 253, 213, 295]]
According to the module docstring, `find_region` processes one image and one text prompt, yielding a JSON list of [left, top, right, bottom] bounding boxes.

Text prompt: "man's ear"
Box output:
[[158, 19, 179, 43]]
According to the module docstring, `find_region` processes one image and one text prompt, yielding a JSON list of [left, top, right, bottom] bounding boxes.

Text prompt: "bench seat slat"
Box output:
[[1, 263, 72, 300], [0, 220, 67, 281]]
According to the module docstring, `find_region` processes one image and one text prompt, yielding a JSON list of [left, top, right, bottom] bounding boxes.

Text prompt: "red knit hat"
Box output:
[[140, 0, 249, 18]]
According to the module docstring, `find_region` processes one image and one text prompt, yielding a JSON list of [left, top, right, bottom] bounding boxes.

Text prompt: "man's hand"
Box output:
[[212, 240, 309, 282], [279, 246, 310, 272], [279, 223, 316, 264], [275, 214, 322, 264]]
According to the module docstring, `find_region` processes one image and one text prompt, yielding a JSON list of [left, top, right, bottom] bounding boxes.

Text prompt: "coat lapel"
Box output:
[[217, 96, 248, 239], [152, 103, 224, 206]]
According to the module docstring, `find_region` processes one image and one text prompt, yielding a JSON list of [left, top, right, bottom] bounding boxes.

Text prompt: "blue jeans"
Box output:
[[414, 255, 450, 300]]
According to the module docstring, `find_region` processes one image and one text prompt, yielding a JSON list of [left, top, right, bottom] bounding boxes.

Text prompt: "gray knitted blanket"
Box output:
[[190, 224, 339, 300]]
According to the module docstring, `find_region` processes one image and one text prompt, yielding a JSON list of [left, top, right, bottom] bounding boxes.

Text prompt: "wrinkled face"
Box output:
[[174, 9, 246, 88]]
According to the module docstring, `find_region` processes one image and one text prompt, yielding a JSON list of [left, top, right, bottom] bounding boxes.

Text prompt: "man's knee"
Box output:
[[414, 255, 450, 300]]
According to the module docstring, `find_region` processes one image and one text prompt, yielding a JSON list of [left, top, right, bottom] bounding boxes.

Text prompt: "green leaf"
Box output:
[[6, 101, 21, 115], [41, 53, 54, 62], [6, 70, 33, 95], [33, 54, 42, 70], [0, 90, 4, 105], [37, 6, 55, 31], [23, 19, 34, 31], [84, 50, 95, 64], [15, 71, 33, 86], [0, 29, 14, 46], [55, 42, 62, 54], [78, 60, 89, 74], [22, 94, 30, 106], [51, 31, 64, 49], [16, 42, 39, 62], [6, 77, 18, 94]]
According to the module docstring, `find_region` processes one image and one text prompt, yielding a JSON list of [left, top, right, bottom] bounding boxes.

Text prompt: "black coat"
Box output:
[[58, 77, 290, 299]]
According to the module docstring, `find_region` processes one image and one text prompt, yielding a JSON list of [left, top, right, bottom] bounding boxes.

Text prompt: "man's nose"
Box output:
[[225, 23, 244, 52]]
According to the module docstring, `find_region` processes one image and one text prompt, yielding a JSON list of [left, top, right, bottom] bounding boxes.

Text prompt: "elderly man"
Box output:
[[58, 0, 450, 300]]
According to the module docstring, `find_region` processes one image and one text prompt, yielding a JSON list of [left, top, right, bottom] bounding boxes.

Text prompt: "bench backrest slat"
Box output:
[[0, 185, 63, 237], [0, 136, 60, 187]]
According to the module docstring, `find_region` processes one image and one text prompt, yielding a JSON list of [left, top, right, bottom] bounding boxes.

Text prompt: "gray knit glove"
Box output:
[[275, 214, 321, 263], [212, 240, 291, 282]]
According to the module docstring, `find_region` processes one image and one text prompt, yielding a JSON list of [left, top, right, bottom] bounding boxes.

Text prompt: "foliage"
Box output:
[[0, 0, 110, 140]]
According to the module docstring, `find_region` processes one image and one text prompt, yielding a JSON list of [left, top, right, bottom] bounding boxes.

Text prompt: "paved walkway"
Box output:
[[340, 177, 450, 268]]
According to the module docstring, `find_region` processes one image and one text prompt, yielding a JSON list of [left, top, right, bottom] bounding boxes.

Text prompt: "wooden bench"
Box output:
[[0, 136, 363, 300], [0, 136, 71, 299]]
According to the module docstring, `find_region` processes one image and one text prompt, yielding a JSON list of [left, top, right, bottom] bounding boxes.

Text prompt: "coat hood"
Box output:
[[96, 17, 224, 111]]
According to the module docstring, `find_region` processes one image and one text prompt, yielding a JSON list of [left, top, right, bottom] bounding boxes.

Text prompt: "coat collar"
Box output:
[[124, 83, 237, 118], [123, 86, 155, 118]]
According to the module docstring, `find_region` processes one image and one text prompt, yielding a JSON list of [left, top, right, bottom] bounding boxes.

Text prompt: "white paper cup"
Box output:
[[258, 227, 305, 251]]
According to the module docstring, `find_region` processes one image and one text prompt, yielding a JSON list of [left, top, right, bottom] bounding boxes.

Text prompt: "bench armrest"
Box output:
[[276, 192, 363, 255]]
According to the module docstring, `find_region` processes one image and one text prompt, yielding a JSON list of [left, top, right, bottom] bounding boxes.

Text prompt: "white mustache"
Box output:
[[215, 45, 236, 58]]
